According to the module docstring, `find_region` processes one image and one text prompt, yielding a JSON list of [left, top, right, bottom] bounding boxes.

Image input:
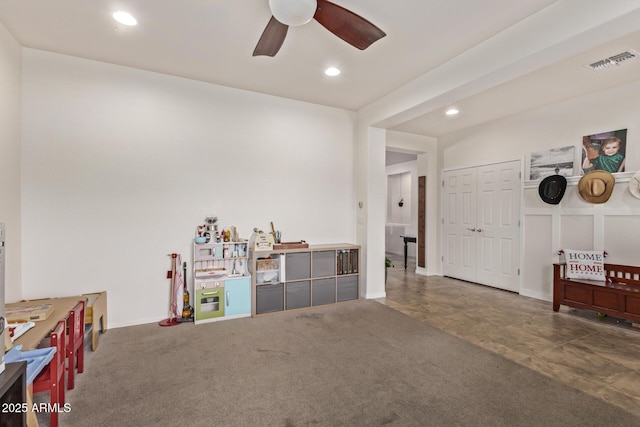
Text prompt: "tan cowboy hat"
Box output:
[[630, 170, 640, 200], [578, 170, 615, 203]]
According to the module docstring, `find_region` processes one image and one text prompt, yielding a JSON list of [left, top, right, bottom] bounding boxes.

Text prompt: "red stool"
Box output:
[[67, 300, 85, 389], [33, 320, 66, 427]]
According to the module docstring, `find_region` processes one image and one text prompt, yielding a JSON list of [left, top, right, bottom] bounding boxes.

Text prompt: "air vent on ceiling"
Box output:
[[585, 50, 638, 71]]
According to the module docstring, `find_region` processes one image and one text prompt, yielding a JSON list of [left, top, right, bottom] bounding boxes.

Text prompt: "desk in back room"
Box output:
[[399, 235, 417, 271], [6, 295, 87, 350]]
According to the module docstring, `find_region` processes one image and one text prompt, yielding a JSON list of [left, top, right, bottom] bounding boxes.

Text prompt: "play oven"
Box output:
[[194, 273, 225, 322]]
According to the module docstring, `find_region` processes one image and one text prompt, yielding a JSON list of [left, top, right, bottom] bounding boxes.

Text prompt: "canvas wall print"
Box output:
[[581, 129, 627, 174], [529, 146, 575, 180]]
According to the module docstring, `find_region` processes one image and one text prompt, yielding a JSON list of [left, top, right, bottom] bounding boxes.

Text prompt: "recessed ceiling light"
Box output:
[[113, 11, 137, 26], [445, 108, 459, 116], [325, 67, 341, 77]]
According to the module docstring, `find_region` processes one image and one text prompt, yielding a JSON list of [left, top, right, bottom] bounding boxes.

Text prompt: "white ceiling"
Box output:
[[392, 28, 640, 138], [1, 1, 639, 138]]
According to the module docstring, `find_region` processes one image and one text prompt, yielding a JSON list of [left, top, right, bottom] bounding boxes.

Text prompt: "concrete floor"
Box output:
[[381, 252, 640, 418]]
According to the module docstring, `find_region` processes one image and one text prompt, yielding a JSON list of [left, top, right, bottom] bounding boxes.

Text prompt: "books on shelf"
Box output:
[[337, 249, 358, 275]]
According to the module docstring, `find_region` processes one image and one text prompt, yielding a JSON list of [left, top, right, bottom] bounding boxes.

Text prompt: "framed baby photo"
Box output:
[[581, 128, 627, 175]]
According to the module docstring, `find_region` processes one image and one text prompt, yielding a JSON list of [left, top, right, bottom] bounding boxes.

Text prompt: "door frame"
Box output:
[[440, 157, 525, 293], [418, 175, 426, 269]]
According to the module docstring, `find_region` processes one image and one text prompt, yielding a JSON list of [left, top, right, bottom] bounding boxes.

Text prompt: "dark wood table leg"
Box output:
[[404, 239, 408, 270]]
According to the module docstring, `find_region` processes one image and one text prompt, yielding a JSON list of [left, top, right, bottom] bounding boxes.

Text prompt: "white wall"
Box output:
[[357, 126, 387, 299], [0, 22, 22, 303], [20, 49, 357, 327], [439, 79, 640, 301], [386, 171, 412, 226], [440, 80, 639, 171]]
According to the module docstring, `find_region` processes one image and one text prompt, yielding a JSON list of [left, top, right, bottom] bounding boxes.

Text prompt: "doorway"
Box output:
[[385, 152, 418, 267]]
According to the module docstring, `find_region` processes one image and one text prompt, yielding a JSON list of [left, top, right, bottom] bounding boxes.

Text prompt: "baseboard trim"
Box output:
[[364, 291, 387, 299]]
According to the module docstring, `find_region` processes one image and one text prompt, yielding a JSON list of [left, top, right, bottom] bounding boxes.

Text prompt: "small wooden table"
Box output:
[[400, 235, 417, 270], [6, 295, 87, 350], [5, 296, 86, 427]]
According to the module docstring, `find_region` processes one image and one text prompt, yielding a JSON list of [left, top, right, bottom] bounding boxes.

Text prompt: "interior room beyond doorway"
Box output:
[[385, 150, 418, 269]]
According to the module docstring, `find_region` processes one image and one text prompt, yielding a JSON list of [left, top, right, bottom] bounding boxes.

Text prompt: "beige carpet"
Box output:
[[50, 300, 639, 426]]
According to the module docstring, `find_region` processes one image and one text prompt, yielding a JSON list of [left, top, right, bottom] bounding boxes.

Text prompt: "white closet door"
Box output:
[[442, 160, 521, 292], [442, 167, 477, 282], [475, 161, 521, 292]]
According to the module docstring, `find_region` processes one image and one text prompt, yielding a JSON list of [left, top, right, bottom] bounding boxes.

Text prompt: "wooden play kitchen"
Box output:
[[192, 240, 251, 324]]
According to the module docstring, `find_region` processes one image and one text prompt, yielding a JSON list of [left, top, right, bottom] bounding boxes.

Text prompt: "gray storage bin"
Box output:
[[256, 283, 284, 314], [337, 276, 358, 302], [286, 281, 311, 310], [312, 278, 336, 306], [312, 250, 336, 278], [285, 252, 311, 281]]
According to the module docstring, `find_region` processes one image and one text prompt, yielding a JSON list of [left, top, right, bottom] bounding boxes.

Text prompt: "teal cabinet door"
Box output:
[[225, 277, 251, 316]]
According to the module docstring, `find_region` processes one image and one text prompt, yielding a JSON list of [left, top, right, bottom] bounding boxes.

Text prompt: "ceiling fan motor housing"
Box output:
[[255, 0, 385, 57], [269, 0, 317, 26]]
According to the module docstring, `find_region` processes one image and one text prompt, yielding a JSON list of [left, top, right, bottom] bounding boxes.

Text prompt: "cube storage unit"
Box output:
[[250, 244, 360, 316]]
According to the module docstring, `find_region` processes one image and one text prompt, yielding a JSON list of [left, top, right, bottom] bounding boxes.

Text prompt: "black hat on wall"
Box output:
[[538, 175, 567, 205]]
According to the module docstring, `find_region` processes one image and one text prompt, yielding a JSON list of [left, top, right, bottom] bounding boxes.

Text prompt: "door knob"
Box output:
[[476, 228, 483, 232], [467, 228, 476, 232]]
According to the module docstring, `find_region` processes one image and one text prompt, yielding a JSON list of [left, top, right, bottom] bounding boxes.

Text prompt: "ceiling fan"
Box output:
[[253, 0, 386, 57]]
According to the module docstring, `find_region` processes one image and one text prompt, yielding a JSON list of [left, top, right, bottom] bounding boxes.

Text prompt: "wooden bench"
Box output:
[[82, 291, 107, 351], [553, 263, 640, 323]]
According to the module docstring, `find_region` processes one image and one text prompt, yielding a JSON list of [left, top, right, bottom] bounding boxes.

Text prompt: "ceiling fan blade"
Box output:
[[313, 0, 386, 50], [253, 16, 289, 57]]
